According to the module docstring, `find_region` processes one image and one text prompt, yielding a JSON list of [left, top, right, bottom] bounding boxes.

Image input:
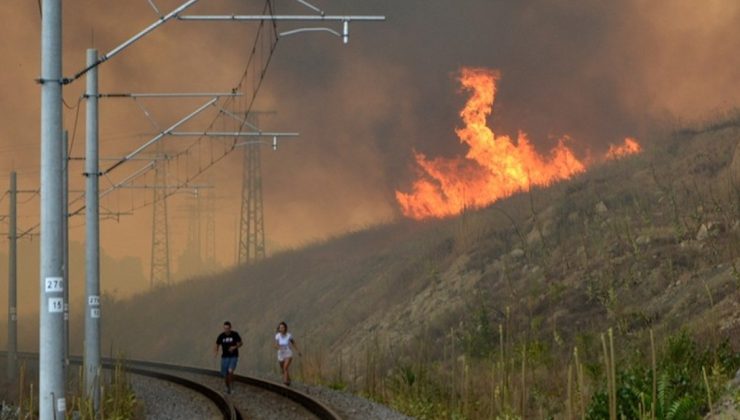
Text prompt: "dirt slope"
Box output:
[[80, 116, 740, 385]]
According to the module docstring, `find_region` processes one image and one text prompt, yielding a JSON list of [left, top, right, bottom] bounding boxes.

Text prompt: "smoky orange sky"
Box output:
[[0, 0, 738, 297]]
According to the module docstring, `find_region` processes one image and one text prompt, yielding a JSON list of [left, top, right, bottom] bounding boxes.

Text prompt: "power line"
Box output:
[[0, 0, 277, 242], [97, 0, 281, 218]]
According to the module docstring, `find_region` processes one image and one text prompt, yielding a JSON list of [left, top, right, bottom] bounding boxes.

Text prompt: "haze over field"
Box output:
[[1, 2, 739, 418], [0, 0, 738, 303]]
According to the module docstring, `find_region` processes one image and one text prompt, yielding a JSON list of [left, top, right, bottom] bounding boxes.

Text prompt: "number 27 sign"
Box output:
[[45, 277, 64, 293]]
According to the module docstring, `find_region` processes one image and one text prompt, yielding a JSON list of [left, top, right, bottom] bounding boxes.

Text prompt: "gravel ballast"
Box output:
[[129, 373, 222, 420]]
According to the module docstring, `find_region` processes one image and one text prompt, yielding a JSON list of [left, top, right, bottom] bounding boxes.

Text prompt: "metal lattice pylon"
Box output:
[[150, 156, 171, 287], [238, 140, 266, 265]]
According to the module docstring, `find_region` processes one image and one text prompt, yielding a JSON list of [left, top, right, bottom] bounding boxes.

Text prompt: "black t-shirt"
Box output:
[[216, 331, 242, 357]]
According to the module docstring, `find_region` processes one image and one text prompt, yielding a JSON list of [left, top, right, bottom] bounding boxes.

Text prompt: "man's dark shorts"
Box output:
[[220, 356, 238, 376]]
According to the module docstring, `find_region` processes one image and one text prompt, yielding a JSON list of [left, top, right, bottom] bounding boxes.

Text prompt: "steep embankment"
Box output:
[[89, 117, 739, 412], [96, 218, 461, 371]]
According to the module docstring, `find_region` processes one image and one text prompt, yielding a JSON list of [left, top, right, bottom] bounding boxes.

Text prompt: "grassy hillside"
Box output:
[[73, 114, 740, 418]]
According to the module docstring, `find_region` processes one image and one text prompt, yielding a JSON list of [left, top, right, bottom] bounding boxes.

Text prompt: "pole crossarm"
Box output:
[[101, 97, 218, 176], [97, 92, 242, 99], [61, 0, 202, 85], [178, 15, 385, 21], [59, 4, 387, 84], [234, 139, 292, 148], [168, 131, 299, 137], [178, 13, 385, 43], [68, 156, 167, 162]]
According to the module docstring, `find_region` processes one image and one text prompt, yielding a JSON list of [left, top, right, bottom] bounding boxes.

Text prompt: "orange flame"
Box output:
[[395, 67, 641, 220], [606, 137, 642, 160]]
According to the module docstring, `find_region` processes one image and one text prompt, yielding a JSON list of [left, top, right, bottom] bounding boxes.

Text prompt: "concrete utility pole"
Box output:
[[6, 171, 17, 382], [62, 131, 70, 370], [84, 48, 102, 409], [39, 0, 66, 417]]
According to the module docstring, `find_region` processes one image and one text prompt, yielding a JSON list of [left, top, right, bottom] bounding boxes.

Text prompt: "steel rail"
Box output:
[[3, 352, 340, 419], [3, 352, 240, 420], [96, 359, 241, 420], [113, 358, 342, 420]]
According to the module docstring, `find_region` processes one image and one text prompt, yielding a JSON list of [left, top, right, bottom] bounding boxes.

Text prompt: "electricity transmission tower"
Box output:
[[238, 113, 270, 264], [150, 155, 171, 287], [239, 141, 265, 264]]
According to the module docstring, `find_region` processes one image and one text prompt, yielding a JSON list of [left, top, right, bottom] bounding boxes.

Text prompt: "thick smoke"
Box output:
[[0, 0, 738, 301]]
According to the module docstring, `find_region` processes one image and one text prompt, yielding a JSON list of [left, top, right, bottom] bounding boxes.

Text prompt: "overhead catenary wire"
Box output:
[[169, 0, 279, 171], [22, 0, 283, 239], [17, 224, 38, 239], [59, 0, 202, 85], [95, 0, 280, 217], [19, 191, 40, 205], [54, 1, 281, 224]]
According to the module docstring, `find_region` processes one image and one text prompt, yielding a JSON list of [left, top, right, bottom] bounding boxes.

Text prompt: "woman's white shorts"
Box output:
[[277, 348, 293, 362]]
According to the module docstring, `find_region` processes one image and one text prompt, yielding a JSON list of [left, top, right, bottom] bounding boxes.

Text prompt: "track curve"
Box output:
[[117, 358, 341, 420], [3, 352, 340, 420]]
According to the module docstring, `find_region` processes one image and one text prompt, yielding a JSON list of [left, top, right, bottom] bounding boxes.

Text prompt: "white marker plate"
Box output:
[[48, 297, 63, 313], [91, 308, 101, 319], [45, 277, 64, 293], [88, 295, 100, 306], [57, 398, 66, 412]]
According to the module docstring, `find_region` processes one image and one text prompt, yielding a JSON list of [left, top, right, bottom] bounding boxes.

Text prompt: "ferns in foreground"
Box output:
[[586, 331, 740, 420]]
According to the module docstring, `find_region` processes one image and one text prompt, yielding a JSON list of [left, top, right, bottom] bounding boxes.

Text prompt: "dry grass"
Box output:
[[29, 114, 739, 418]]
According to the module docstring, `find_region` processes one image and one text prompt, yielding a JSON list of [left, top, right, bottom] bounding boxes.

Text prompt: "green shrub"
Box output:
[[586, 332, 740, 419]]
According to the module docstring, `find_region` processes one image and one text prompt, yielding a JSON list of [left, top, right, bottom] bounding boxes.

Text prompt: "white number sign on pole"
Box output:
[[48, 298, 64, 313], [45, 277, 64, 293]]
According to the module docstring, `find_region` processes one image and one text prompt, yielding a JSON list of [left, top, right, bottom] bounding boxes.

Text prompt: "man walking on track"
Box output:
[[215, 321, 242, 394]]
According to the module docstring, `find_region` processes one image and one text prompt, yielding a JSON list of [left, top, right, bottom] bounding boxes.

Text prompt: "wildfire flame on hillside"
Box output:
[[395, 67, 641, 220], [606, 137, 642, 160]]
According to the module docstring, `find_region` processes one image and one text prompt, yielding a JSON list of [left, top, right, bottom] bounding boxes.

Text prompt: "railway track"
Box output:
[[3, 352, 341, 420], [120, 358, 342, 420]]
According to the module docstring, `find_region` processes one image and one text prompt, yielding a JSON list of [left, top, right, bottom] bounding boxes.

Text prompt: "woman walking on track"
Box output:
[[274, 322, 301, 386]]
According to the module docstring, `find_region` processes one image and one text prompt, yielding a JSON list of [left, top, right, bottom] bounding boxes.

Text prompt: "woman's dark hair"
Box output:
[[277, 321, 288, 332], [224, 321, 232, 327]]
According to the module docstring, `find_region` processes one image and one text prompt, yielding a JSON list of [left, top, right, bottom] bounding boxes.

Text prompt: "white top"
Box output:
[[275, 332, 292, 350]]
